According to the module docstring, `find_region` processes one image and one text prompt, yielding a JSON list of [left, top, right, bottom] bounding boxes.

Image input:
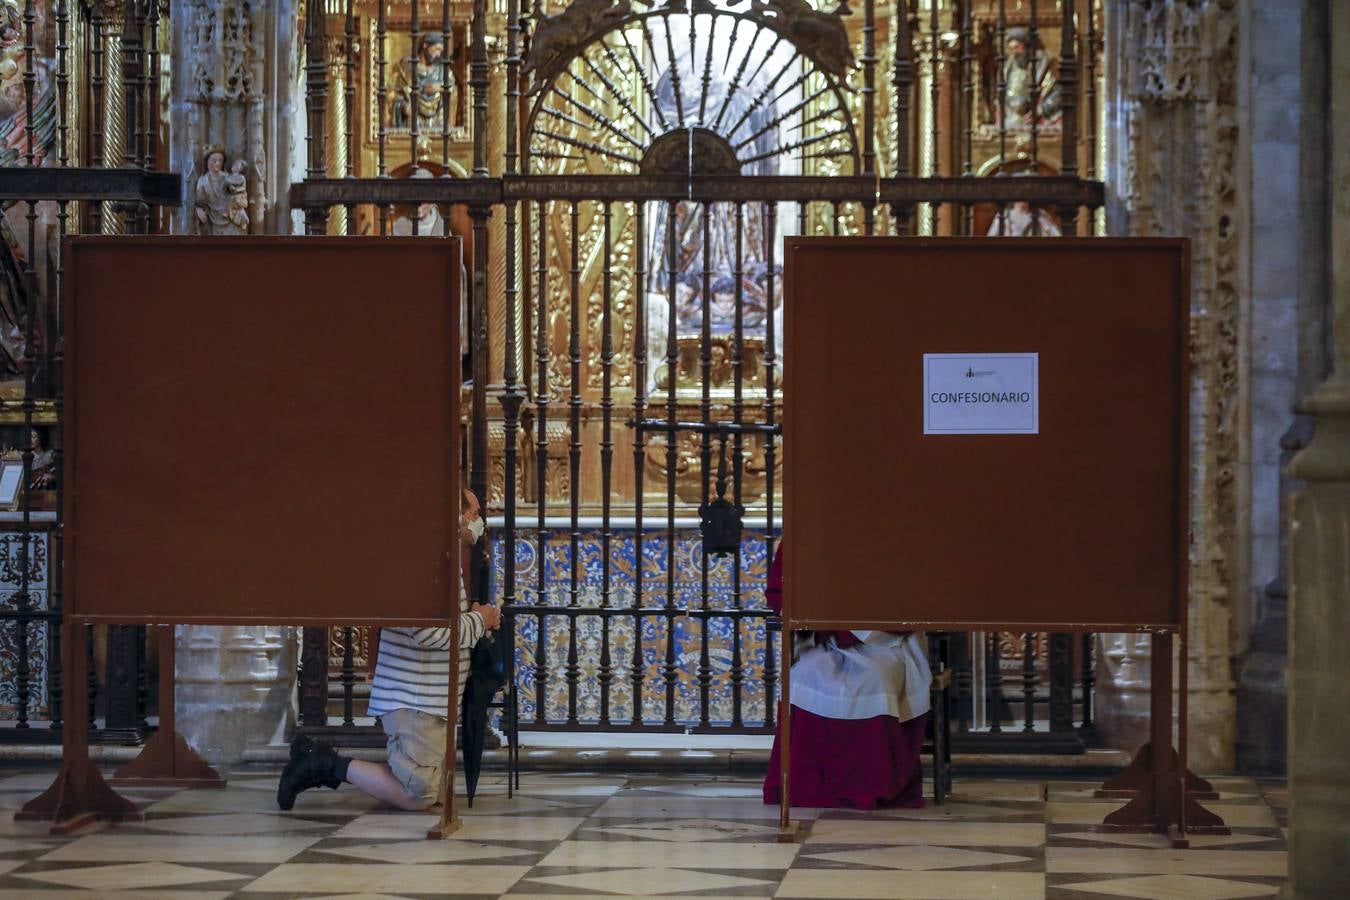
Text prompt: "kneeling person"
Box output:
[[762, 546, 933, 809], [278, 490, 499, 810]]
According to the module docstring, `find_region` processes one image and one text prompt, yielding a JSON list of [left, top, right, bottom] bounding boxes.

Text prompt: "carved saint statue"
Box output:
[[28, 428, 54, 491], [987, 201, 1061, 237], [194, 148, 252, 235], [0, 218, 27, 377], [1001, 27, 1061, 126], [392, 169, 446, 237], [0, 0, 54, 384], [0, 1, 23, 121], [391, 33, 457, 133], [392, 168, 467, 355], [225, 159, 250, 233]]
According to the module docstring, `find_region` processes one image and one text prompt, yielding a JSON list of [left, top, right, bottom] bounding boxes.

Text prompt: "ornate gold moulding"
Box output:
[[641, 426, 779, 507], [645, 333, 780, 506], [0, 397, 58, 426]]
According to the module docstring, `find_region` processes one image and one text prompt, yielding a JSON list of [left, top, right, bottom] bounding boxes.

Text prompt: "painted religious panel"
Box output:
[[0, 0, 57, 398]]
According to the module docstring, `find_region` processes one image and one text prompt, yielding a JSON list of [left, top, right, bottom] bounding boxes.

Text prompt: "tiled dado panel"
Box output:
[[0, 529, 50, 718], [491, 528, 776, 728]]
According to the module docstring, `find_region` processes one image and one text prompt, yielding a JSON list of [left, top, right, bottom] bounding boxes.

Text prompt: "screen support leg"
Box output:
[[18, 622, 143, 833], [777, 628, 800, 842], [427, 612, 462, 840], [1097, 630, 1227, 847], [111, 626, 225, 788]]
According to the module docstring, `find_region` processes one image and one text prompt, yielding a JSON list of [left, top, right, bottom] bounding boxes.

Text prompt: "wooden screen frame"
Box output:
[[781, 237, 1191, 634], [62, 236, 463, 627]]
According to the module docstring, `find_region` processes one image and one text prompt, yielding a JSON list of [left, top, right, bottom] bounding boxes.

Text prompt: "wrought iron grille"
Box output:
[[291, 0, 1108, 755], [0, 0, 1111, 758], [0, 1, 174, 745]]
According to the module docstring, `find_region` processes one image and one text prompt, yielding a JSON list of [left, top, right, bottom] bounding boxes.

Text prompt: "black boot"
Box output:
[[289, 733, 328, 763], [277, 735, 345, 810]]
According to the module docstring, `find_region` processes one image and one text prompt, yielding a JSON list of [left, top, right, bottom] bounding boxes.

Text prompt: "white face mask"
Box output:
[[464, 515, 486, 543]]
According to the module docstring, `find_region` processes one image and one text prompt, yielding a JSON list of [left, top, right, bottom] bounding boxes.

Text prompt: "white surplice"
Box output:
[[789, 631, 933, 723]]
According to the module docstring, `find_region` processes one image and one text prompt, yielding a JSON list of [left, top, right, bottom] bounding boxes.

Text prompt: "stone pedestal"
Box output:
[[175, 627, 296, 765], [1094, 634, 1152, 751], [1284, 377, 1350, 898]]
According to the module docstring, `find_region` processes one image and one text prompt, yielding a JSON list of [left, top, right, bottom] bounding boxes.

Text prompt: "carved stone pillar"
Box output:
[[175, 625, 295, 763], [170, 0, 302, 235], [1283, 1, 1349, 894], [1098, 0, 1240, 772], [166, 0, 304, 763]]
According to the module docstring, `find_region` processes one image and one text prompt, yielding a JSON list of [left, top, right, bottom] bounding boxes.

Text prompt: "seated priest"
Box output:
[[762, 546, 933, 809], [277, 488, 500, 811]]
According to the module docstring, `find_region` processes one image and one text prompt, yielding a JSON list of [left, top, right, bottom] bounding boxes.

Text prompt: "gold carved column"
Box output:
[[324, 34, 348, 234], [485, 39, 511, 507]]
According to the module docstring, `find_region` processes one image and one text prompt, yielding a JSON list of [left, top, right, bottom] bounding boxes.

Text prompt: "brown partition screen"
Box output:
[[782, 238, 1188, 632], [65, 237, 462, 626]]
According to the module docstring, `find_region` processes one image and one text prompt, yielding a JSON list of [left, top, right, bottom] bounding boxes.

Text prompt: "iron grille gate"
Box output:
[[290, 0, 1106, 757], [0, 0, 1110, 761], [0, 1, 175, 746]]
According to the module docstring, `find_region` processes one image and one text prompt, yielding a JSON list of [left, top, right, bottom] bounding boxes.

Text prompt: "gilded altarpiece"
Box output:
[[0, 1, 103, 722], [318, 1, 478, 241], [486, 1, 1111, 727], [317, 1, 480, 684]]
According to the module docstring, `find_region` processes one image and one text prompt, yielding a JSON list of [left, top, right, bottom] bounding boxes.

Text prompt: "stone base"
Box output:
[[175, 626, 298, 765], [1235, 648, 1288, 774]]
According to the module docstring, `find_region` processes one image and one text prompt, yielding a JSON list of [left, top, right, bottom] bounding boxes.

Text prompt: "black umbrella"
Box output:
[[460, 626, 507, 807]]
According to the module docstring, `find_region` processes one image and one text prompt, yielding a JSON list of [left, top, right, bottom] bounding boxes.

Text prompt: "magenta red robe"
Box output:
[[762, 548, 927, 810]]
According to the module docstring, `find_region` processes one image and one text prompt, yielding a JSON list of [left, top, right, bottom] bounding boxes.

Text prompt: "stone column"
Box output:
[[1283, 1, 1349, 894], [1235, 0, 1304, 775], [166, 0, 304, 763], [171, 0, 302, 236], [1097, 0, 1241, 773]]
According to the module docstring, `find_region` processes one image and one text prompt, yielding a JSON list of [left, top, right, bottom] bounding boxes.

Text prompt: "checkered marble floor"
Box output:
[[0, 765, 1287, 898]]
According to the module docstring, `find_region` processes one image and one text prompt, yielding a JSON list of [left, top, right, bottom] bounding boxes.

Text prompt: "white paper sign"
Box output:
[[923, 353, 1039, 435]]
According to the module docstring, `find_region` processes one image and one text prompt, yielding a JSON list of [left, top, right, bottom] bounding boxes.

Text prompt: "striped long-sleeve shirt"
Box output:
[[367, 592, 486, 720]]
